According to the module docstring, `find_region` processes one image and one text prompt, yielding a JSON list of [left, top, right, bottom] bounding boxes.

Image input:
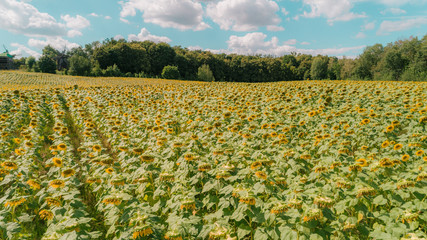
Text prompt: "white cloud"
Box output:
[[282, 7, 289, 15], [380, 8, 407, 15], [267, 25, 285, 31], [61, 14, 90, 30], [206, 0, 282, 31], [105, 16, 112, 20], [301, 0, 366, 24], [363, 22, 375, 30], [188, 45, 203, 51], [120, 17, 130, 24], [225, 32, 365, 56], [284, 39, 297, 45], [301, 41, 310, 45], [127, 28, 171, 43], [10, 43, 41, 58], [114, 35, 125, 40], [120, 0, 209, 31], [377, 17, 427, 35], [89, 13, 99, 17], [28, 37, 79, 50], [355, 32, 366, 38], [0, 0, 66, 37], [369, 0, 427, 6], [67, 29, 82, 38]]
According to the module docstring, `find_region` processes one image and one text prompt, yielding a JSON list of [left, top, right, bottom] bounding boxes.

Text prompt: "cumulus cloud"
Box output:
[[301, 0, 366, 24], [61, 14, 90, 30], [105, 16, 112, 20], [380, 8, 407, 15], [206, 0, 282, 31], [283, 39, 297, 45], [10, 43, 41, 58], [377, 17, 427, 35], [120, 0, 209, 30], [67, 29, 82, 38], [225, 32, 365, 56], [128, 28, 171, 43], [0, 0, 66, 37], [355, 32, 366, 38], [28, 37, 80, 50], [363, 22, 375, 30], [114, 35, 125, 40]]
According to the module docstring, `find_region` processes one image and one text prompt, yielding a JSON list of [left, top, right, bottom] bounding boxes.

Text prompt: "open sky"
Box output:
[[1, 0, 426, 58]]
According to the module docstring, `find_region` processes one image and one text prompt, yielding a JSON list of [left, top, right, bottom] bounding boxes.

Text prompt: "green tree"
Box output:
[[162, 65, 180, 79], [384, 47, 408, 80], [38, 56, 56, 73], [26, 56, 36, 70], [69, 55, 91, 76], [197, 64, 215, 82], [310, 56, 328, 80]]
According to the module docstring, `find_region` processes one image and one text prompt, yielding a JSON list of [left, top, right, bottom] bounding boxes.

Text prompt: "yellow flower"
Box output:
[[1, 161, 18, 170], [401, 154, 410, 162], [381, 141, 390, 148], [385, 125, 394, 132], [15, 148, 26, 155], [61, 168, 76, 178], [105, 168, 114, 174], [393, 143, 403, 151], [52, 157, 63, 167], [49, 179, 65, 188], [415, 150, 424, 156], [57, 143, 67, 151], [92, 144, 102, 152], [355, 158, 368, 167], [27, 179, 41, 190], [39, 209, 54, 220]]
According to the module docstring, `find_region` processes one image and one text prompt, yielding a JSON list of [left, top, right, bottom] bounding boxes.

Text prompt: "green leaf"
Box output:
[[254, 228, 269, 240], [310, 233, 324, 240], [237, 223, 251, 239], [279, 226, 298, 240], [373, 195, 387, 205]]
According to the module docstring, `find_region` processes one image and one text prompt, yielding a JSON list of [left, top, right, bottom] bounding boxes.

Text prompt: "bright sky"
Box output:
[[1, 0, 426, 58]]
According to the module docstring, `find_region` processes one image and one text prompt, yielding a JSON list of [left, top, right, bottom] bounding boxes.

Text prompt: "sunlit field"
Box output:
[[0, 71, 426, 240]]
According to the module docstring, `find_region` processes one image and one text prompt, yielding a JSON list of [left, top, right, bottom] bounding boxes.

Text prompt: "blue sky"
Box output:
[[1, 0, 426, 58]]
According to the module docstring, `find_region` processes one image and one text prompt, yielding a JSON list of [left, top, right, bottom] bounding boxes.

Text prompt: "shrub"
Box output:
[[38, 56, 56, 74], [197, 64, 215, 82], [161, 65, 180, 79]]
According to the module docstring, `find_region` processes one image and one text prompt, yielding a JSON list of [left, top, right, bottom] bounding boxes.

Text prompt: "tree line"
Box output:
[[13, 34, 426, 81]]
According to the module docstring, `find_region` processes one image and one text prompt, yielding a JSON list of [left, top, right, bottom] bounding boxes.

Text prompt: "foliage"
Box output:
[[25, 56, 36, 70], [311, 56, 329, 80], [162, 65, 180, 79], [13, 34, 427, 81], [38, 56, 56, 74], [68, 55, 91, 76], [197, 64, 215, 82], [0, 71, 426, 240]]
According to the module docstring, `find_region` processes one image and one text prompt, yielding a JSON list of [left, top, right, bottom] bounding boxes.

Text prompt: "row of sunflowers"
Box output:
[[0, 71, 426, 240]]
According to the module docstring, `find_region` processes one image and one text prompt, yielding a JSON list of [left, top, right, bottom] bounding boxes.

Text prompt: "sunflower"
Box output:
[[52, 157, 63, 167], [385, 125, 394, 132], [250, 161, 262, 170], [381, 140, 390, 148], [415, 150, 424, 156], [39, 209, 54, 220], [255, 171, 267, 180], [15, 148, 26, 155], [49, 179, 65, 188], [4, 197, 26, 208], [92, 144, 102, 152], [26, 179, 41, 190], [62, 168, 76, 178], [57, 143, 67, 151], [393, 143, 403, 151], [45, 197, 61, 207], [355, 158, 368, 167], [1, 161, 18, 170], [105, 168, 114, 174]]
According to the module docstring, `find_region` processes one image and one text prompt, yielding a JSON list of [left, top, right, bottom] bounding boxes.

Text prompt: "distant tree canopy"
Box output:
[[22, 34, 427, 81]]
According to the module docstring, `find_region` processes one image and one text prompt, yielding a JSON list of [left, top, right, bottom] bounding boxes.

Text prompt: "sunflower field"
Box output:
[[0, 71, 426, 240]]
